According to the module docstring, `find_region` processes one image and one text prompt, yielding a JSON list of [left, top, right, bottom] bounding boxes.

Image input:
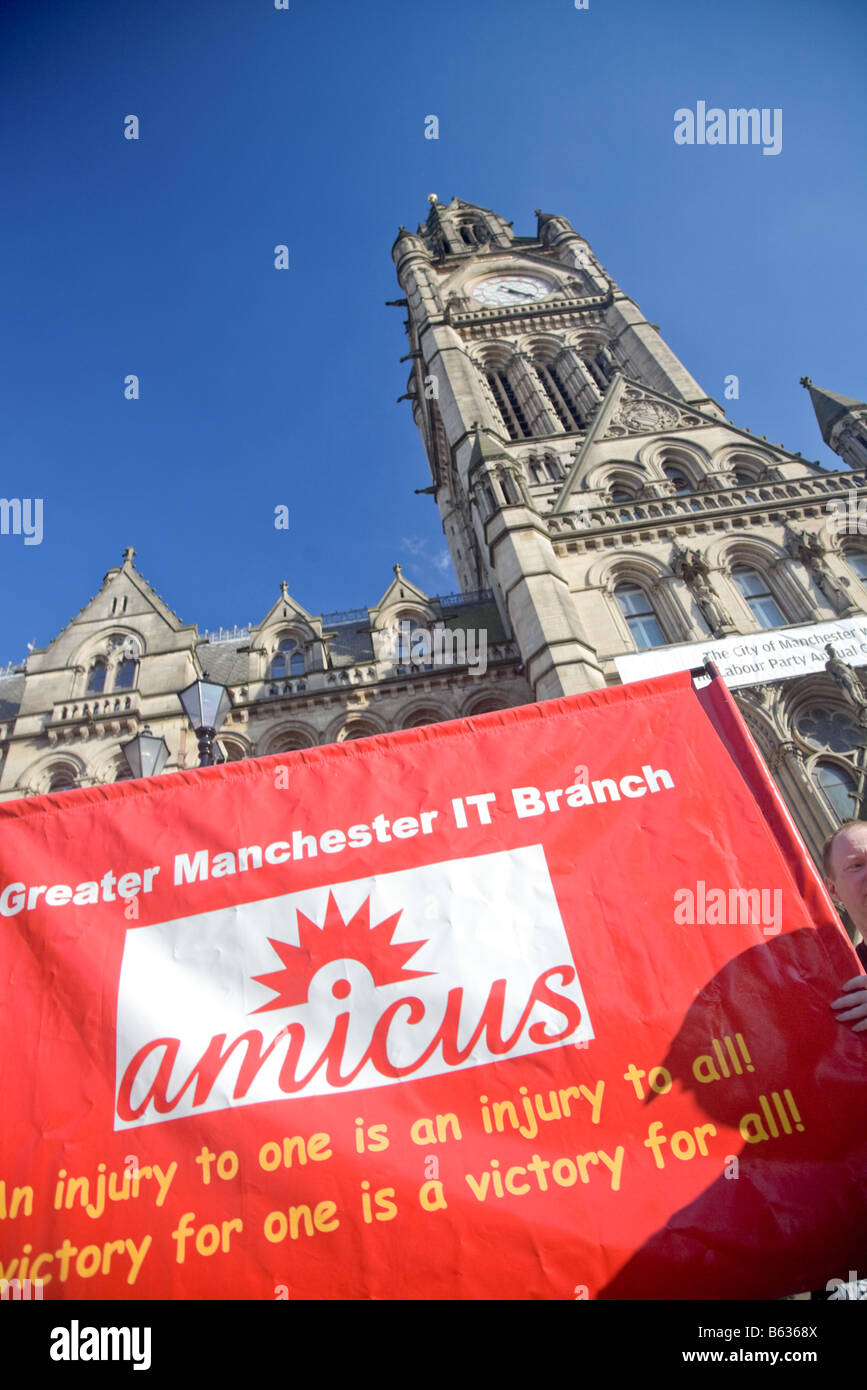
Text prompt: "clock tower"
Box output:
[[392, 196, 842, 709]]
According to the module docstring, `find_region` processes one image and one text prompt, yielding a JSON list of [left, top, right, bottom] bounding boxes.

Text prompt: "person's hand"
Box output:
[[831, 976, 867, 1032]]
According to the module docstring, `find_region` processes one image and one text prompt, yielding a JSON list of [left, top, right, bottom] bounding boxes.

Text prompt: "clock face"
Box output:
[[470, 274, 552, 307]]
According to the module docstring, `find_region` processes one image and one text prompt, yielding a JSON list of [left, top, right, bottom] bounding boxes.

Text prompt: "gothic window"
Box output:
[[458, 223, 487, 246], [528, 460, 545, 485], [465, 697, 508, 717], [545, 456, 562, 482], [609, 484, 635, 504], [86, 660, 107, 694], [269, 733, 313, 754], [395, 615, 428, 664], [585, 356, 609, 391], [485, 370, 531, 440], [812, 760, 860, 822], [844, 549, 867, 584], [733, 470, 760, 502], [479, 482, 497, 517], [114, 658, 137, 690], [500, 473, 520, 505], [48, 765, 77, 792], [594, 348, 615, 383], [535, 360, 584, 430], [797, 706, 864, 754], [341, 723, 378, 742], [615, 582, 667, 649], [270, 637, 305, 679], [663, 466, 691, 494], [217, 739, 247, 763], [402, 708, 442, 729], [731, 564, 787, 628]]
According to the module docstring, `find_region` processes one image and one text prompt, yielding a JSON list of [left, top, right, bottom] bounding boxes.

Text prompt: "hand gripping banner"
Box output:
[[0, 669, 864, 1300]]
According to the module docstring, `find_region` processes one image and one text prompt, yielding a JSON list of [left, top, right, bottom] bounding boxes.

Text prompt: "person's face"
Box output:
[[826, 825, 867, 932]]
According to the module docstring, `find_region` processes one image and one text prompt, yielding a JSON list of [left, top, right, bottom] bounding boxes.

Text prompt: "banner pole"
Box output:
[[691, 658, 845, 927]]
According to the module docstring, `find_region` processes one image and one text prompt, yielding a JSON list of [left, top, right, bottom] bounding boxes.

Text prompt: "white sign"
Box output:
[[614, 615, 867, 690], [115, 845, 592, 1128]]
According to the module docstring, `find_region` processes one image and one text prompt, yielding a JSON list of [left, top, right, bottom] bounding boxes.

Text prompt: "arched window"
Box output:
[[500, 473, 520, 505], [114, 658, 137, 690], [270, 637, 305, 679], [594, 347, 615, 383], [797, 705, 864, 754], [733, 469, 760, 502], [464, 697, 508, 717], [217, 739, 247, 763], [534, 359, 584, 430], [844, 549, 867, 584], [663, 466, 691, 494], [48, 766, 77, 792], [615, 582, 667, 649], [544, 455, 562, 482], [731, 564, 786, 628], [341, 724, 378, 742], [609, 483, 635, 504], [86, 661, 106, 694], [485, 371, 531, 440], [402, 709, 442, 729], [813, 760, 859, 822]]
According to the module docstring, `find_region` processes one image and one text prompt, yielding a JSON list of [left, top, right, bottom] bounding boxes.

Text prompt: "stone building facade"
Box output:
[[0, 559, 527, 800], [2, 196, 866, 877], [391, 197, 867, 869]]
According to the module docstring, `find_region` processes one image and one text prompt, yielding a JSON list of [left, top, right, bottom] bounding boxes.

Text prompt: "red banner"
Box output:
[[1, 671, 864, 1300]]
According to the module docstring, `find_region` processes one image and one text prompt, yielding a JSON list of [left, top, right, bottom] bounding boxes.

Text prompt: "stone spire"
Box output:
[[801, 377, 867, 469]]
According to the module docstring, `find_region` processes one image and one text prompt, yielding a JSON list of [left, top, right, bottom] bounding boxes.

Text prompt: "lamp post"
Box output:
[[178, 675, 232, 767], [120, 725, 170, 780]]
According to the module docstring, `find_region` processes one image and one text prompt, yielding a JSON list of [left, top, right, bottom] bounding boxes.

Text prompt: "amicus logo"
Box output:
[[114, 846, 592, 1128]]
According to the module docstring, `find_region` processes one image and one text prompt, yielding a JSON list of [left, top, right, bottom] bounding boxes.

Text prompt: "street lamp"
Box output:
[[120, 725, 170, 780], [178, 675, 232, 767]]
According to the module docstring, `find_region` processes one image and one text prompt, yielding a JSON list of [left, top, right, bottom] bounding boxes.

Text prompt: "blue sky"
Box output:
[[1, 0, 865, 662]]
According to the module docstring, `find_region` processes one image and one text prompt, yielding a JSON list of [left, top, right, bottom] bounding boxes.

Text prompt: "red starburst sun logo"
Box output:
[[250, 891, 433, 1011]]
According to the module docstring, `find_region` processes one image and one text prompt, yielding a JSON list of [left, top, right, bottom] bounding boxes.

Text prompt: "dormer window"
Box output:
[[395, 615, 427, 664], [270, 637, 305, 679]]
